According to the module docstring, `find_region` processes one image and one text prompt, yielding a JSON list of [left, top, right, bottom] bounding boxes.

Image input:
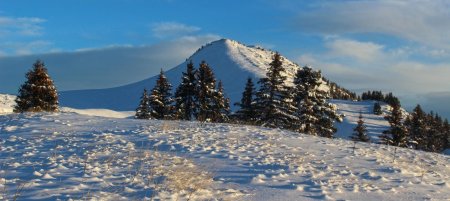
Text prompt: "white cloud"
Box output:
[[326, 39, 384, 62], [151, 22, 201, 38], [0, 16, 46, 37], [292, 0, 450, 49]]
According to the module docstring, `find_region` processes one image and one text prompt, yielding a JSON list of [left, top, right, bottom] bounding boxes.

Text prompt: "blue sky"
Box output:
[[1, 0, 450, 118]]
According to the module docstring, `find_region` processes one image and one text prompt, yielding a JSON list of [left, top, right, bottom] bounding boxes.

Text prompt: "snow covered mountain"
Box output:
[[59, 39, 320, 111]]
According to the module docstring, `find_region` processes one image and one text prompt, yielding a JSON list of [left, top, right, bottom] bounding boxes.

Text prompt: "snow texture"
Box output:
[[0, 111, 449, 200]]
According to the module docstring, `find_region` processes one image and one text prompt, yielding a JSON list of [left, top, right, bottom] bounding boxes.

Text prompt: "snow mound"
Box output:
[[0, 94, 15, 114]]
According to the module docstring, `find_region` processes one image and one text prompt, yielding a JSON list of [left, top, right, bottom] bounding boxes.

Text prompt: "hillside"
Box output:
[[0, 112, 449, 200], [59, 39, 332, 111]]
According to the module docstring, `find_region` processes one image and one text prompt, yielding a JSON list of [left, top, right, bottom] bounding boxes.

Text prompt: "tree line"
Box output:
[[12, 59, 450, 153], [136, 53, 342, 138]]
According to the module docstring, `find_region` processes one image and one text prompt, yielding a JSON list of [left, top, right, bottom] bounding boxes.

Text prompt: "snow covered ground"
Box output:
[[0, 111, 449, 200], [0, 94, 15, 115]]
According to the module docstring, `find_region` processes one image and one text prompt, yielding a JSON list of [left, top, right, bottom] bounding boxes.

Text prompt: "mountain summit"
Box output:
[[60, 39, 309, 110]]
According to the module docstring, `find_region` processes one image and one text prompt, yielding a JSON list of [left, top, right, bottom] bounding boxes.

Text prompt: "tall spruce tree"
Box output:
[[292, 66, 342, 138], [373, 102, 382, 115], [149, 69, 174, 119], [234, 77, 257, 123], [254, 52, 297, 129], [407, 105, 427, 149], [195, 61, 217, 122], [14, 60, 59, 112], [211, 80, 230, 122], [135, 89, 151, 119], [174, 61, 197, 120], [381, 104, 408, 147], [350, 111, 370, 142]]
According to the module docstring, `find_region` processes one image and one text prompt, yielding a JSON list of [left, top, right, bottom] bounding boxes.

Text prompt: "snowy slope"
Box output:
[[0, 112, 449, 200], [59, 39, 310, 111]]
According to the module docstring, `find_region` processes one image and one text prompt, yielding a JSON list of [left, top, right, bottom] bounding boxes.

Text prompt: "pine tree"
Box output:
[[381, 104, 408, 147], [149, 69, 174, 119], [195, 61, 217, 122], [350, 111, 370, 142], [373, 102, 382, 115], [234, 77, 257, 123], [254, 52, 297, 129], [135, 89, 152, 119], [14, 60, 59, 113], [211, 80, 230, 123], [292, 66, 342, 138], [407, 104, 427, 150], [174, 61, 197, 120]]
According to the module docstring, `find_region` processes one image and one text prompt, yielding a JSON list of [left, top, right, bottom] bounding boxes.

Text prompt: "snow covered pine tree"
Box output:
[[381, 103, 408, 147], [234, 77, 257, 124], [254, 52, 297, 129], [174, 61, 198, 120], [149, 69, 174, 119], [211, 80, 230, 123], [292, 66, 342, 138], [14, 60, 59, 113], [195, 61, 217, 122], [135, 89, 152, 119], [350, 110, 370, 142]]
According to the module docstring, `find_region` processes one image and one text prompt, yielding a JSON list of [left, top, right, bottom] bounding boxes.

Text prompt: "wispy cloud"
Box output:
[[0, 16, 46, 37], [151, 22, 201, 38], [291, 0, 450, 49], [0, 15, 54, 56]]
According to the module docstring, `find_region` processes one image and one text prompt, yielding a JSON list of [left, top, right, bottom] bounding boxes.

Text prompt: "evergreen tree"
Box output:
[[234, 77, 257, 123], [381, 104, 408, 147], [135, 89, 151, 119], [373, 102, 382, 115], [149, 69, 174, 119], [292, 66, 342, 138], [407, 105, 427, 149], [444, 119, 450, 149], [350, 111, 370, 142], [254, 52, 297, 129], [174, 61, 197, 120], [195, 61, 217, 122], [14, 60, 59, 112], [211, 80, 230, 122]]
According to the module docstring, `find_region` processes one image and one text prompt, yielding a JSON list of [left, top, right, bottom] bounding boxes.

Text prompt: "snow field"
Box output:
[[0, 112, 448, 200]]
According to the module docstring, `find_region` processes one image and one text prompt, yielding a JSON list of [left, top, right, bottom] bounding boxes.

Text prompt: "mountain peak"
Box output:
[[60, 39, 302, 111]]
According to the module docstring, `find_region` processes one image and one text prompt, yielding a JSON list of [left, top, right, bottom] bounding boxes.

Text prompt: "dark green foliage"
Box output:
[[14, 60, 59, 113], [406, 105, 427, 149], [234, 77, 257, 123], [211, 80, 230, 123], [324, 78, 357, 100], [373, 102, 382, 115], [361, 91, 400, 107], [195, 61, 218, 122], [381, 104, 408, 147], [293, 66, 342, 138], [254, 52, 297, 129], [149, 69, 174, 119], [135, 89, 151, 119], [350, 111, 370, 142], [174, 61, 197, 120]]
